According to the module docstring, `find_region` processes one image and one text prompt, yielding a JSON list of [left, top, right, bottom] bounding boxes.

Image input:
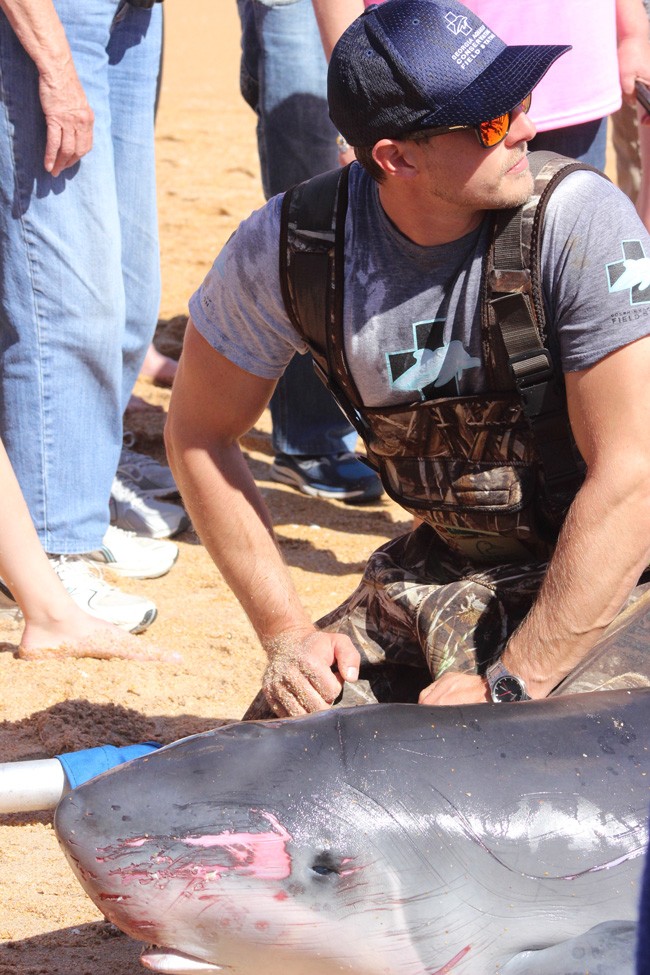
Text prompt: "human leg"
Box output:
[[269, 352, 356, 456], [238, 0, 339, 198], [106, 3, 190, 534], [237, 0, 381, 498], [0, 0, 176, 602], [0, 0, 123, 554], [139, 343, 177, 386], [107, 1, 163, 412], [0, 438, 173, 658]]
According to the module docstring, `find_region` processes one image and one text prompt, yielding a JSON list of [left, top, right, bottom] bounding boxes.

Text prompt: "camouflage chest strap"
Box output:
[[485, 151, 607, 500], [279, 164, 369, 436]]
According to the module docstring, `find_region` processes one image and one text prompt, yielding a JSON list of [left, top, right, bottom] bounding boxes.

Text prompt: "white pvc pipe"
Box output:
[[0, 758, 69, 813]]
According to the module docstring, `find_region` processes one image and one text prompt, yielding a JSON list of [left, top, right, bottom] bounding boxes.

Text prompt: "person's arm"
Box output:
[[420, 334, 650, 706], [617, 0, 650, 101], [502, 335, 650, 689], [311, 0, 363, 60], [0, 0, 93, 175], [311, 0, 364, 164], [165, 320, 360, 716]]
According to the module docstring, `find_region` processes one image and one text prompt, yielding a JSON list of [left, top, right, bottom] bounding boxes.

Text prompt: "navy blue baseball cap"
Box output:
[[328, 0, 570, 146]]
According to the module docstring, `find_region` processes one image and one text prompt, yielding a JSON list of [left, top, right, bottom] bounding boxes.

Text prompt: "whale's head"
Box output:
[[54, 710, 426, 975], [55, 694, 650, 975]]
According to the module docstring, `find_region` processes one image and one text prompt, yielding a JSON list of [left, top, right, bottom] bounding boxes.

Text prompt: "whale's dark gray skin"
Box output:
[[54, 690, 649, 975]]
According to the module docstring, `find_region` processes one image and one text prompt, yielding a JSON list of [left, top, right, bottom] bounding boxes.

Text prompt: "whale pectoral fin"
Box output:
[[140, 948, 224, 974], [502, 920, 637, 975]]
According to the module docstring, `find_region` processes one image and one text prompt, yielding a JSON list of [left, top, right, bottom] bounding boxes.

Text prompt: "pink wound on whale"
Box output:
[[429, 945, 471, 974], [180, 810, 292, 881]]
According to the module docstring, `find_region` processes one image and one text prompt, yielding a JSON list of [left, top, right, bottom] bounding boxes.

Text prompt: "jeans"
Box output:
[[529, 117, 608, 171], [0, 0, 162, 553], [237, 0, 356, 456]]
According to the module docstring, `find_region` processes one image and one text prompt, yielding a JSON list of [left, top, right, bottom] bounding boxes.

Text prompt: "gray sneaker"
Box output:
[[110, 475, 190, 539], [49, 556, 157, 633], [118, 444, 179, 500]]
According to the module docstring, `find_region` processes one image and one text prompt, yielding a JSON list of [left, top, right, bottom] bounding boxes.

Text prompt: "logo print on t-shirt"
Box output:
[[386, 319, 480, 398], [606, 240, 650, 305]]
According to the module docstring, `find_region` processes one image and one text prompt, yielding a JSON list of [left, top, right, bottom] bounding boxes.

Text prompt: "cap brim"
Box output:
[[420, 43, 570, 130]]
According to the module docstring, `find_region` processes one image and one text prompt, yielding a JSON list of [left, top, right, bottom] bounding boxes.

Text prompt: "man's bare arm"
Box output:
[[165, 320, 359, 716], [502, 334, 650, 693], [0, 0, 93, 175], [420, 334, 650, 705]]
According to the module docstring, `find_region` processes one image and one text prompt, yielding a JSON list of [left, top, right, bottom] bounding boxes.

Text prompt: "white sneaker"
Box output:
[[49, 556, 157, 633], [110, 475, 189, 539], [118, 443, 179, 499], [86, 526, 179, 579]]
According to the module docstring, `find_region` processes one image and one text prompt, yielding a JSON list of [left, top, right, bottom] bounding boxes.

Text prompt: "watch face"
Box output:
[[491, 675, 525, 703]]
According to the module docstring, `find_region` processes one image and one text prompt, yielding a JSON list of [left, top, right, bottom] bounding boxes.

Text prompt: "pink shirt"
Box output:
[[463, 1, 621, 130]]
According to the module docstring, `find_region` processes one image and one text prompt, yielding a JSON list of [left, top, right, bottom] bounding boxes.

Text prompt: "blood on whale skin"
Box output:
[[54, 691, 649, 975]]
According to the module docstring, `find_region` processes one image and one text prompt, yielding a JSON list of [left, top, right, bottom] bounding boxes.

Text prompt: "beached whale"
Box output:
[[54, 689, 649, 975]]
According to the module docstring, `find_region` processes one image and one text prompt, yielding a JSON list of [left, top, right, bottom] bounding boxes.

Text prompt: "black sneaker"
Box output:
[[270, 452, 383, 504]]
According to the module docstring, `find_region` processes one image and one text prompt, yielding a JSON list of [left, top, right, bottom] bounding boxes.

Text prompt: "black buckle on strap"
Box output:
[[509, 348, 554, 387]]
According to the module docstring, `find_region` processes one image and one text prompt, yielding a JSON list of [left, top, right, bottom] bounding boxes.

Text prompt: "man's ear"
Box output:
[[372, 139, 420, 180]]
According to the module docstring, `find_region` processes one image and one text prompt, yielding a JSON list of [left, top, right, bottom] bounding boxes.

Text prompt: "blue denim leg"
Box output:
[[108, 3, 163, 410], [0, 0, 161, 553], [529, 117, 608, 170], [238, 0, 356, 456]]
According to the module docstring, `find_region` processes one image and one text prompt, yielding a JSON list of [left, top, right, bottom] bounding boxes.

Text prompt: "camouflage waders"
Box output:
[[244, 525, 650, 720]]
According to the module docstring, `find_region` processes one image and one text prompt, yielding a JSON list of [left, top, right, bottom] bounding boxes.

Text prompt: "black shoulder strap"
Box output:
[[486, 150, 608, 499], [280, 164, 371, 438], [279, 166, 343, 359]]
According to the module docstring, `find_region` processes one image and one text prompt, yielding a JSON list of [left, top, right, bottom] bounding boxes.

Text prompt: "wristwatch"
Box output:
[[485, 659, 531, 703]]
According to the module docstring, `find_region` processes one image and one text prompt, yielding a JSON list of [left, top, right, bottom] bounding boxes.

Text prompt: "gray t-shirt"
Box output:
[[190, 163, 650, 406]]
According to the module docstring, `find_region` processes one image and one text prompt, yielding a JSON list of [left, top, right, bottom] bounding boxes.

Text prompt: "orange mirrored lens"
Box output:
[[477, 93, 533, 147], [478, 113, 509, 147]]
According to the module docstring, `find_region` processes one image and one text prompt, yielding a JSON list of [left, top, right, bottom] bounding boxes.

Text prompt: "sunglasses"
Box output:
[[423, 93, 533, 149]]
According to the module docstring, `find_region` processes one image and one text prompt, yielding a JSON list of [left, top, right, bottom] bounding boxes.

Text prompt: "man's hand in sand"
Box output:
[[262, 629, 360, 717]]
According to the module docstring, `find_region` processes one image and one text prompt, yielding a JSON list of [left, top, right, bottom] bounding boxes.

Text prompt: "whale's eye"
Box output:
[[311, 864, 337, 876], [311, 852, 340, 877]]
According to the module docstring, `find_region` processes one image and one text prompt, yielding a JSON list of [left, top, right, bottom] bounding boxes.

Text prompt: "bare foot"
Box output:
[[17, 616, 182, 663], [139, 344, 178, 388]]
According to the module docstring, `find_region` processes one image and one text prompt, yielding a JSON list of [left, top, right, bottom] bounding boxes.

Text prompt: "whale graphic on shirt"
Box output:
[[608, 257, 650, 293], [390, 341, 481, 393]]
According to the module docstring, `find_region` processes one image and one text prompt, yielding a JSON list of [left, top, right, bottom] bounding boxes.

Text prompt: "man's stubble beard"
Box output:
[[429, 151, 534, 214]]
